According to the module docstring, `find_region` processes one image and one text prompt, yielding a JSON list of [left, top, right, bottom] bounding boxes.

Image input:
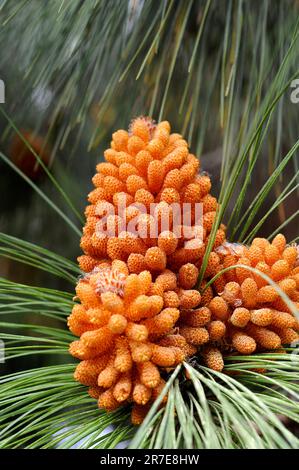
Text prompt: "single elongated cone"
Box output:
[[201, 347, 224, 371], [78, 116, 223, 277]]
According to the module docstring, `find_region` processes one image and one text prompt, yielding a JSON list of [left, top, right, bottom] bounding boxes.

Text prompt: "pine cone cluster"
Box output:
[[69, 117, 299, 423], [188, 235, 299, 371], [68, 261, 196, 424]]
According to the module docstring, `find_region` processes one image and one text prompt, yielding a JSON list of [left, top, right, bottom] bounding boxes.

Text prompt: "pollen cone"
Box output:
[[78, 116, 225, 277], [184, 235, 299, 372]]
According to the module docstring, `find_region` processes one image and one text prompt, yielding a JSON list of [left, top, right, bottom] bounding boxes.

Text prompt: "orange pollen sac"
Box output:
[[129, 116, 157, 140]]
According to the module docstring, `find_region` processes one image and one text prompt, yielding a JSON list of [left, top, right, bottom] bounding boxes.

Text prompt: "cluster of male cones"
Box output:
[[68, 116, 299, 424]]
